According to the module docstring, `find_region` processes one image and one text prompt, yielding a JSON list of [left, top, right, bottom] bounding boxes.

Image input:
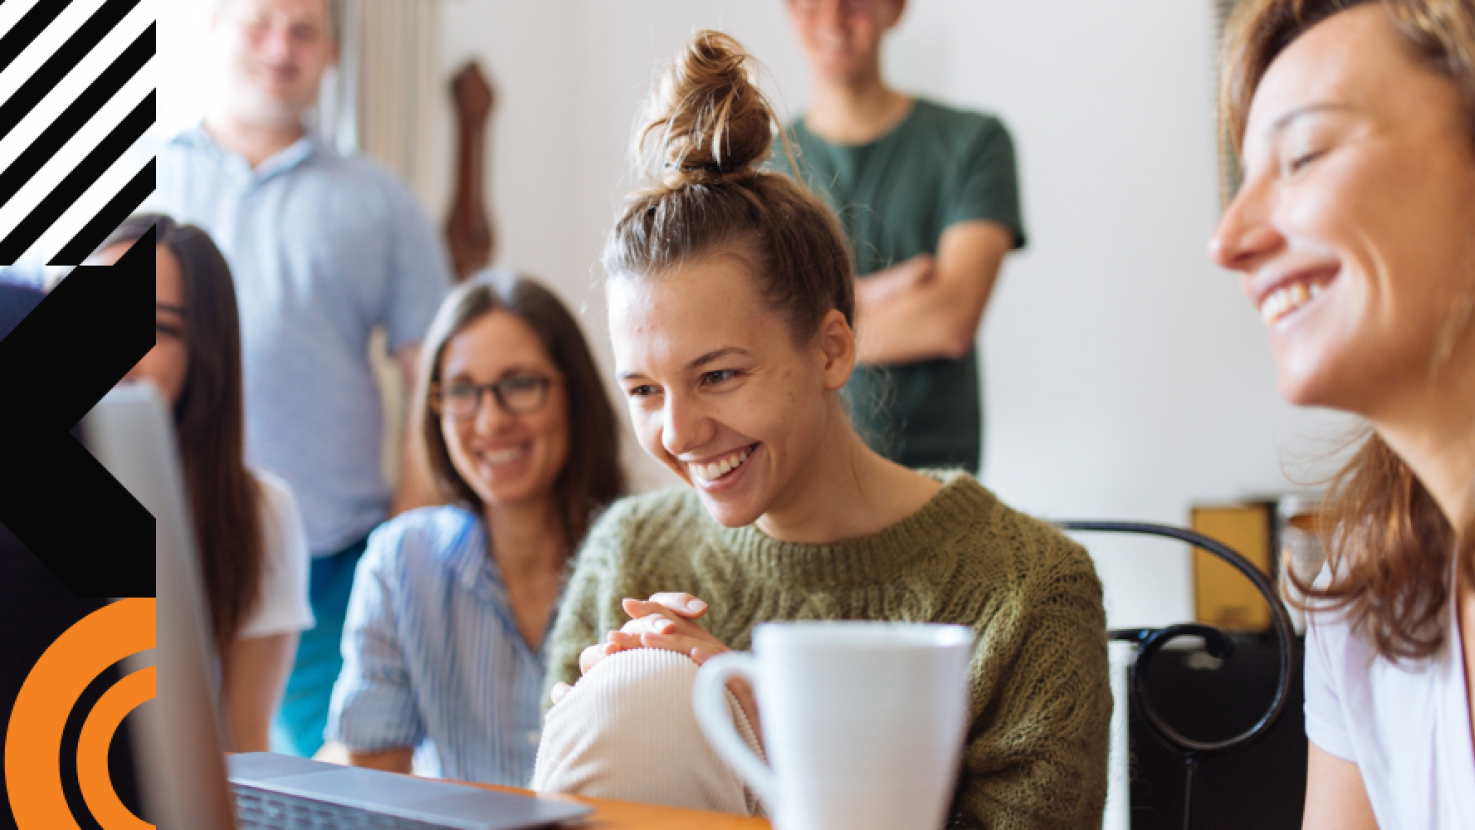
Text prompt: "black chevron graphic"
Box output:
[[0, 231, 155, 595]]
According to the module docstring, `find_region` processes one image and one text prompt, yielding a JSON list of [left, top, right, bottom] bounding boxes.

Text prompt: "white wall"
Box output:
[[433, 0, 1356, 629], [157, 0, 217, 138], [158, 0, 1356, 629]]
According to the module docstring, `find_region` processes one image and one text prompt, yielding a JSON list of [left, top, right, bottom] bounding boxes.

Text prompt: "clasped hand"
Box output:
[[550, 592, 730, 705], [550, 593, 761, 741]]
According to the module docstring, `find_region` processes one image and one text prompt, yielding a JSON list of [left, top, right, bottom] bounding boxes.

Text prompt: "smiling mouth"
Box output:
[[249, 65, 300, 85], [689, 444, 756, 483], [1259, 272, 1336, 327], [482, 446, 529, 466]]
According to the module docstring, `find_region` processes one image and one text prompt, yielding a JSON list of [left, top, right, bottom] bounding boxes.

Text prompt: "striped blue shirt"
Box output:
[[327, 506, 554, 785]]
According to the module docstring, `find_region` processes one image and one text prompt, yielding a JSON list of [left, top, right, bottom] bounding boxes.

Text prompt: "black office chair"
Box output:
[[1056, 521, 1297, 830]]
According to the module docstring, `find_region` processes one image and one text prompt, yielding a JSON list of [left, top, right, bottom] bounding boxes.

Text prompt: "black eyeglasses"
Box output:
[[431, 374, 561, 421]]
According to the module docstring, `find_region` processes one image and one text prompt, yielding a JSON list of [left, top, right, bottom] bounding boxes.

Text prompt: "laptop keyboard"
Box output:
[[232, 783, 458, 829]]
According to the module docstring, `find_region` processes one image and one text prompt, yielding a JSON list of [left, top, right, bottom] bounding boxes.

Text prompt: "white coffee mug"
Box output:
[[693, 621, 974, 830]]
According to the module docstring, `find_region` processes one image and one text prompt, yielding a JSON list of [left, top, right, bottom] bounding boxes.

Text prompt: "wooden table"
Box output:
[[307, 748, 769, 828], [464, 782, 771, 829]]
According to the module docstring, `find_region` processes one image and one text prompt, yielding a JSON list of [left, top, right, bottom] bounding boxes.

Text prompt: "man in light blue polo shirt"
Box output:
[[150, 0, 452, 757]]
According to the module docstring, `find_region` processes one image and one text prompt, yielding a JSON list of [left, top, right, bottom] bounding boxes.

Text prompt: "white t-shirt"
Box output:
[[236, 470, 316, 640], [1303, 556, 1475, 828]]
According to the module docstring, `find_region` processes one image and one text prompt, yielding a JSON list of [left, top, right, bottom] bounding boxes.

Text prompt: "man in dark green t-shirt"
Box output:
[[772, 0, 1026, 473]]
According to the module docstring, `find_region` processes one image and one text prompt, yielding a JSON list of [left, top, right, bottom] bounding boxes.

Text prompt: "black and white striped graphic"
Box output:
[[0, 0, 155, 269]]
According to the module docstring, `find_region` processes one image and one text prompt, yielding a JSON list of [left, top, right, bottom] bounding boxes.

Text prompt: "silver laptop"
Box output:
[[85, 384, 590, 830]]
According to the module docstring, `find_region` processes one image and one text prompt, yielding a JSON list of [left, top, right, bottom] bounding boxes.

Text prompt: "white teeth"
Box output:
[[1259, 291, 1283, 326], [485, 447, 528, 465], [1260, 280, 1326, 327], [690, 446, 753, 482]]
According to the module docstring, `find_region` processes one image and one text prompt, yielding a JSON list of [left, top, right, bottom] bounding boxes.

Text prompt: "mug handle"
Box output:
[[692, 652, 775, 808]]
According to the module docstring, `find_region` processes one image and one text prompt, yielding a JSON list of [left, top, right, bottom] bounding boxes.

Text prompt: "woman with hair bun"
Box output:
[[1212, 1, 1475, 826], [532, 31, 1110, 828]]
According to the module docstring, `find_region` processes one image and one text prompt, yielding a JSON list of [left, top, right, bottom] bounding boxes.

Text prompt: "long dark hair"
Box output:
[[102, 214, 264, 651], [416, 273, 626, 549], [1219, 0, 1475, 661]]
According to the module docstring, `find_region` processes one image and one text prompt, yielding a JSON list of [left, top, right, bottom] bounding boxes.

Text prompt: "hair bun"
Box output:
[[638, 30, 776, 188]]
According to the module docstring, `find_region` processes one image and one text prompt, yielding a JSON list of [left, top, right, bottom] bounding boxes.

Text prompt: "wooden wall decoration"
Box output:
[[445, 61, 496, 281]]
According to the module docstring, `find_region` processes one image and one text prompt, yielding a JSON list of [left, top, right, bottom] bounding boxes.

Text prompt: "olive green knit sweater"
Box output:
[[545, 471, 1111, 829]]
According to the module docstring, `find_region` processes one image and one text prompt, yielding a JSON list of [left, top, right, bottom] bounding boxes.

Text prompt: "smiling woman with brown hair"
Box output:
[[326, 273, 625, 786], [529, 30, 1110, 829], [1211, 1, 1475, 825]]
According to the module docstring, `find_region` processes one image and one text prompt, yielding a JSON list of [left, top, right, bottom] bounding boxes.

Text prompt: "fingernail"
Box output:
[[655, 619, 674, 632], [687, 599, 707, 612]]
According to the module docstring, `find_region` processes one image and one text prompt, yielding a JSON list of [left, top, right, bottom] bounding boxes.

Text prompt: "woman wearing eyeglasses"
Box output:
[[93, 214, 315, 753], [327, 272, 625, 785]]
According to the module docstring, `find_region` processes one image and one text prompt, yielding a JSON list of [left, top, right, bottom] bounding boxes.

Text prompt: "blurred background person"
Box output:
[[328, 274, 624, 784], [149, 0, 454, 757], [1212, 1, 1475, 826], [772, 0, 1025, 474], [94, 213, 314, 752]]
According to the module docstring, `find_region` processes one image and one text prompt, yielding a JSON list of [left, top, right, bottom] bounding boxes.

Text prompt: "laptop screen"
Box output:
[[80, 384, 239, 829]]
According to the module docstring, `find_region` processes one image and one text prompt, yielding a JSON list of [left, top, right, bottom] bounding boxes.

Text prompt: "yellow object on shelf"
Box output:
[[1190, 502, 1276, 632]]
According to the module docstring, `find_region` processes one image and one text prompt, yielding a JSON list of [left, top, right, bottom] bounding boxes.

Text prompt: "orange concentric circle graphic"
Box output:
[[5, 598, 156, 829]]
